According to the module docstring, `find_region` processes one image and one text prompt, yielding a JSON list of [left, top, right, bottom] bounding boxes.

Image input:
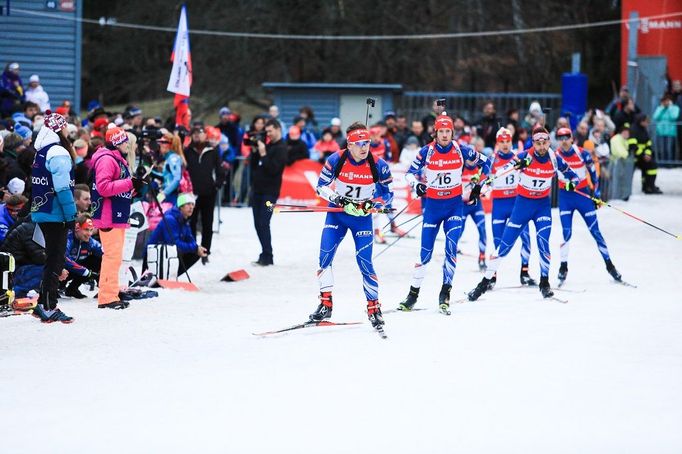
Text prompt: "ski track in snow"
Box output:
[[2, 170, 682, 453]]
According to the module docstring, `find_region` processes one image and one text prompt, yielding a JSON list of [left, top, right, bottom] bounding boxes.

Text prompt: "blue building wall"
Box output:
[[0, 0, 82, 110]]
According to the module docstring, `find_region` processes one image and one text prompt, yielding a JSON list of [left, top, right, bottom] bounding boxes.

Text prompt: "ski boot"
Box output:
[[487, 274, 497, 291], [438, 284, 452, 315], [309, 291, 333, 322], [374, 228, 387, 245], [557, 262, 568, 284], [478, 253, 487, 271], [520, 266, 537, 286], [390, 222, 408, 238], [605, 259, 622, 282], [398, 286, 420, 311], [367, 300, 384, 328], [539, 276, 554, 298], [468, 277, 491, 301]]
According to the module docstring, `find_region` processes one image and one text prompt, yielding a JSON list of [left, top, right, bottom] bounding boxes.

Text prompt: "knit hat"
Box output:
[[219, 106, 231, 117], [14, 124, 32, 141], [43, 110, 68, 132], [105, 127, 128, 147], [29, 74, 40, 83], [330, 117, 341, 127], [177, 193, 196, 207], [7, 177, 26, 196]]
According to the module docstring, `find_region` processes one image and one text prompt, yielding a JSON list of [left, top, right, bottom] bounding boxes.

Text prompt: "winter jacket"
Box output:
[[250, 138, 287, 195], [64, 229, 103, 277], [30, 126, 77, 224], [147, 206, 197, 254], [0, 220, 46, 267], [653, 104, 680, 137], [161, 152, 183, 203], [185, 142, 225, 196], [0, 205, 18, 243], [25, 85, 50, 112], [90, 147, 133, 229]]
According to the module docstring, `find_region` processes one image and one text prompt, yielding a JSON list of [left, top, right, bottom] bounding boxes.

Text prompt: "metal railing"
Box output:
[[397, 91, 563, 128]]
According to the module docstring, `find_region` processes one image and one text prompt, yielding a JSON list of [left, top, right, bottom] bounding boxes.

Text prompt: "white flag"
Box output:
[[167, 5, 192, 97]]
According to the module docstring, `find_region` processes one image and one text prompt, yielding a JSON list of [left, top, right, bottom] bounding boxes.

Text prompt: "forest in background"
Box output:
[[82, 0, 621, 116]]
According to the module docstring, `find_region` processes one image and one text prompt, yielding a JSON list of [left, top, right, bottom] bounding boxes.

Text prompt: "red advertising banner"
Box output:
[[621, 0, 682, 84]]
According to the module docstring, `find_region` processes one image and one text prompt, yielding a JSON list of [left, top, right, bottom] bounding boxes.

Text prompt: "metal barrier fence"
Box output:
[[397, 91, 563, 128], [650, 120, 682, 166]]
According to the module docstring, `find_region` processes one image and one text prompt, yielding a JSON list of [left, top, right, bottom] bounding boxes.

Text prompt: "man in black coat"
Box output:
[[185, 126, 225, 262], [250, 118, 287, 266]]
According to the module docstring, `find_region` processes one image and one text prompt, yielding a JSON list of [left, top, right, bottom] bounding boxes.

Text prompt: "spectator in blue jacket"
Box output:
[[1, 62, 25, 117], [63, 214, 102, 299], [0, 194, 27, 243], [147, 193, 207, 276]]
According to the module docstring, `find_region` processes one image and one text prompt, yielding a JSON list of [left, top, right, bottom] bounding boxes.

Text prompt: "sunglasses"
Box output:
[[157, 140, 171, 145], [351, 140, 370, 147], [556, 135, 571, 141]]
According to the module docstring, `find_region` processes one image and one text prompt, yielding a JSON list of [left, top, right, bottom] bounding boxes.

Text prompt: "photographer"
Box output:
[[250, 118, 287, 266]]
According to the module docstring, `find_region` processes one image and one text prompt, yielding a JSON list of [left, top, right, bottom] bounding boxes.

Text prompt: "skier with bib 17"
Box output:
[[467, 126, 580, 301]]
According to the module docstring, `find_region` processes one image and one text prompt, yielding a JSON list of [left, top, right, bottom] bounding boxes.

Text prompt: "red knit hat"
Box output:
[[105, 127, 129, 146], [43, 110, 68, 132]]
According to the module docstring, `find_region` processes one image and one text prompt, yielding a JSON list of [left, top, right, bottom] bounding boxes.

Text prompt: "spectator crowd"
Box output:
[[1, 58, 681, 321]]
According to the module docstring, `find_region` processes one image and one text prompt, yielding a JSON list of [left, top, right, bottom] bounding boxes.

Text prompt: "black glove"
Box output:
[[468, 184, 482, 205], [514, 156, 532, 170], [415, 183, 427, 197], [332, 195, 353, 207], [132, 177, 145, 194]]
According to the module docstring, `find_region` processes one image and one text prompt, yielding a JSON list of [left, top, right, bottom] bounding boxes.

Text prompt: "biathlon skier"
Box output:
[[467, 126, 580, 301], [488, 127, 536, 288], [398, 114, 491, 314], [554, 127, 623, 284], [309, 122, 394, 332]]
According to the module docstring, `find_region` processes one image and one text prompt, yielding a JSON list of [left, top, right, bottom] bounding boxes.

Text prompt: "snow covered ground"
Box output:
[[2, 169, 681, 454]]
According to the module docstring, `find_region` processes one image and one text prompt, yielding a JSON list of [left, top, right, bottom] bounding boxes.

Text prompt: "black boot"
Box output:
[[309, 292, 333, 322], [367, 300, 384, 328], [487, 274, 497, 290], [520, 266, 537, 286], [64, 281, 87, 299], [539, 276, 554, 298], [438, 284, 451, 314], [467, 277, 491, 301], [558, 262, 568, 283], [398, 286, 420, 311], [605, 259, 622, 282]]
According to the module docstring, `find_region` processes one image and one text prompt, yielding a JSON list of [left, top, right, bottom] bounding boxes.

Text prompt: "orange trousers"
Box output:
[[98, 228, 125, 306]]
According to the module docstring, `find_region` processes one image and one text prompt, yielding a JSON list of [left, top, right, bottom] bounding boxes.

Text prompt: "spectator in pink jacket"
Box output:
[[90, 127, 144, 309]]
